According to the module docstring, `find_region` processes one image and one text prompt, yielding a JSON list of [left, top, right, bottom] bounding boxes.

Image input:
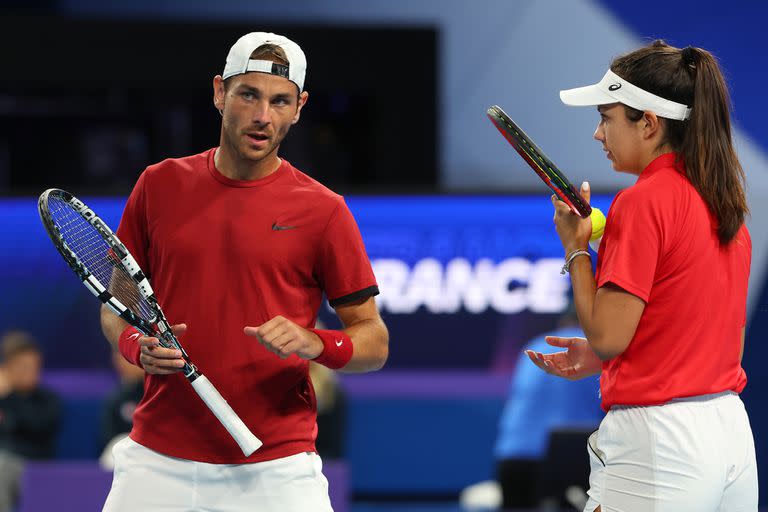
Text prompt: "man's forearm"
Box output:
[[100, 304, 129, 350], [339, 318, 389, 373]]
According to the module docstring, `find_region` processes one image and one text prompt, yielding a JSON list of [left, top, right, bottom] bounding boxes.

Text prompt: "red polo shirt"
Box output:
[[596, 153, 750, 411], [116, 149, 378, 463]]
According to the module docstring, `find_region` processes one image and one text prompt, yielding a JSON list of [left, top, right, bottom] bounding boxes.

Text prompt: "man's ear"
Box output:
[[291, 91, 309, 124], [292, 91, 309, 125], [213, 75, 226, 114]]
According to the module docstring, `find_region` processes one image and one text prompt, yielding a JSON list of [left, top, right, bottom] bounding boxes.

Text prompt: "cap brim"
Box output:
[[559, 84, 617, 107]]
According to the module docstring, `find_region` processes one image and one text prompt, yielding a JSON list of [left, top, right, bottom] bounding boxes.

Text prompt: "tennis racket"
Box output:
[[487, 105, 592, 218], [38, 188, 262, 456]]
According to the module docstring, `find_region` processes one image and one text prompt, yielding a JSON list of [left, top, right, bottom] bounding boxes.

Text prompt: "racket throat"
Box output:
[[185, 365, 201, 380]]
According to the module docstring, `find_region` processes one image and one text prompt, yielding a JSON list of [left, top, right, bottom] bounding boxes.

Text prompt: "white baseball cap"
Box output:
[[559, 69, 691, 121], [222, 32, 307, 92]]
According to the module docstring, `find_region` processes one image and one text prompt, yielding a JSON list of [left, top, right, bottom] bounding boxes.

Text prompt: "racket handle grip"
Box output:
[[190, 375, 263, 456]]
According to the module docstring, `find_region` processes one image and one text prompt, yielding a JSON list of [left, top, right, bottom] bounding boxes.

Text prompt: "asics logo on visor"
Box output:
[[608, 83, 622, 91]]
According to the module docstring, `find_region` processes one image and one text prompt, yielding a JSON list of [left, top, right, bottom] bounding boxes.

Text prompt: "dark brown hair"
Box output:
[[611, 40, 748, 244], [249, 44, 289, 65]]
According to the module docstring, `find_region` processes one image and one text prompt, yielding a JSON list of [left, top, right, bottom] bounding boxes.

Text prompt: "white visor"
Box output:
[[560, 70, 691, 121]]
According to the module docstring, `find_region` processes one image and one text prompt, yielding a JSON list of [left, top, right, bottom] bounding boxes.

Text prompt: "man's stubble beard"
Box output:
[[224, 123, 288, 164]]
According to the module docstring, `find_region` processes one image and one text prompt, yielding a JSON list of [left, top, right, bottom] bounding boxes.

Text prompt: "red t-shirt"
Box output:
[[595, 153, 750, 411], [116, 148, 378, 463]]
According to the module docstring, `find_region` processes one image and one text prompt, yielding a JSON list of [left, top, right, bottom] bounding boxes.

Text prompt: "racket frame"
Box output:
[[38, 188, 263, 456], [487, 105, 592, 218]]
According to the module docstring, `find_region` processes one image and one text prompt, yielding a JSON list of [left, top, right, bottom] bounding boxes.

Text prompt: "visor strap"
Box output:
[[245, 59, 290, 80]]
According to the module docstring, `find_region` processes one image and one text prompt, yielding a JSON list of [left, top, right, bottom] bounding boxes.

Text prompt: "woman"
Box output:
[[527, 40, 757, 511]]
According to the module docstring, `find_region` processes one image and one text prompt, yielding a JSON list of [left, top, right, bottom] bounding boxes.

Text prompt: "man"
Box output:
[[100, 32, 388, 511], [0, 331, 61, 512]]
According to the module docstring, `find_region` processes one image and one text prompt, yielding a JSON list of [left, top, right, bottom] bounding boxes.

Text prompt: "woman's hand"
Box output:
[[553, 182, 593, 255], [526, 336, 603, 380]]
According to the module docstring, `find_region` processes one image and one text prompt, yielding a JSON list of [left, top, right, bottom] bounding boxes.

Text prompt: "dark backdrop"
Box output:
[[0, 16, 437, 195]]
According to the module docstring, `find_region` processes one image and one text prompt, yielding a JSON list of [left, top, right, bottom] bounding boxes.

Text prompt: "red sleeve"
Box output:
[[315, 198, 378, 307], [597, 187, 666, 302], [116, 171, 151, 275]]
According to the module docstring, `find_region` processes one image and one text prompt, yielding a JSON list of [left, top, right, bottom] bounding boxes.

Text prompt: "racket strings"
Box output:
[[47, 196, 154, 322]]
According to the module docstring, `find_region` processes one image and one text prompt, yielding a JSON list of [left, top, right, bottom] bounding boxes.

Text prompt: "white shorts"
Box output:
[[103, 437, 334, 512], [584, 391, 757, 512]]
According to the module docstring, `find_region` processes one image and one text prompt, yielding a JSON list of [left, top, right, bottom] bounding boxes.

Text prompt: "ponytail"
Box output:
[[611, 40, 748, 244], [678, 47, 748, 244]]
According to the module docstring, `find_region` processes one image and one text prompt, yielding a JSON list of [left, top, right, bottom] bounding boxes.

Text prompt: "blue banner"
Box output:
[[1, 194, 613, 369]]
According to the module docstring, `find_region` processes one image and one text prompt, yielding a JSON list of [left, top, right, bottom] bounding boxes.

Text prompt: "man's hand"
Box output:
[[138, 324, 188, 375], [244, 316, 324, 360], [526, 336, 603, 381]]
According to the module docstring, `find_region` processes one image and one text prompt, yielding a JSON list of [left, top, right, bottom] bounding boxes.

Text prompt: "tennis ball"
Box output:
[[590, 208, 605, 241]]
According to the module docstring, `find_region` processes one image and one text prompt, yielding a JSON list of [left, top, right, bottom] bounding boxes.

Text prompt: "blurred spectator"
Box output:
[[310, 361, 346, 459], [311, 319, 347, 459], [493, 308, 603, 510], [0, 330, 61, 512], [99, 351, 144, 470]]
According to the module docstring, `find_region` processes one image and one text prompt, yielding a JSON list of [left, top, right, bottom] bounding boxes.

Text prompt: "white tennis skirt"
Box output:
[[585, 391, 757, 512], [102, 437, 333, 511]]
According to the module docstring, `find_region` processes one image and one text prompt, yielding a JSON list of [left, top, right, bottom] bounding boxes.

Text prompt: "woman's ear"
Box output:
[[641, 111, 663, 141]]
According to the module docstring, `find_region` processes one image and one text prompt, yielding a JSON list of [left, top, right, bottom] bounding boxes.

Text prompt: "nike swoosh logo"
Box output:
[[335, 340, 343, 347], [272, 222, 297, 231], [128, 333, 142, 342]]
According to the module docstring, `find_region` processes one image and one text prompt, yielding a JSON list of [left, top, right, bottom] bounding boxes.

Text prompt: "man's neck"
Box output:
[[214, 146, 281, 181]]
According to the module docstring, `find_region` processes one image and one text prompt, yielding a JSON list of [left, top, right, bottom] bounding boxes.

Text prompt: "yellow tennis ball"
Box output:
[[590, 208, 605, 241]]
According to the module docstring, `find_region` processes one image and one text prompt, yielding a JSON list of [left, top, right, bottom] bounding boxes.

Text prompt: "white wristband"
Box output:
[[561, 249, 591, 275]]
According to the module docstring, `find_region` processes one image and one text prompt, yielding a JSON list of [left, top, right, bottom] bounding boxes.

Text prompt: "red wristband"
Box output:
[[310, 329, 353, 370], [118, 326, 143, 366]]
